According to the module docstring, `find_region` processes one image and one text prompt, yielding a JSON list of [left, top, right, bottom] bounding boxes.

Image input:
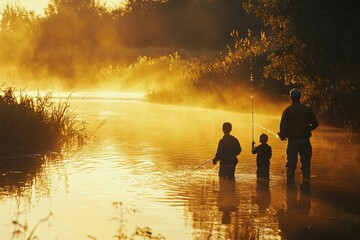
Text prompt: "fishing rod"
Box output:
[[250, 58, 255, 143], [190, 159, 213, 172], [179, 159, 217, 183], [249, 55, 287, 177]]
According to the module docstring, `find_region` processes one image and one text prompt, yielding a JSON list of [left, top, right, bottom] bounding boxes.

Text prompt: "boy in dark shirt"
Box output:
[[213, 122, 242, 180], [252, 133, 272, 179]]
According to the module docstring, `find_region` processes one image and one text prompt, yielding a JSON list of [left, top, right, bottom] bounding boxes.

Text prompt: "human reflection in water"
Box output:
[[255, 178, 271, 214], [278, 180, 311, 240], [217, 177, 240, 224]]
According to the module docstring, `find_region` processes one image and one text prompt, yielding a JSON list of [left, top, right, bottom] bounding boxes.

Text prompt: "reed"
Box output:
[[0, 87, 88, 155]]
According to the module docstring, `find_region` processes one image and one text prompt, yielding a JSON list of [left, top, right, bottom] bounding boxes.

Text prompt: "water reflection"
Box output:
[[0, 98, 359, 239], [0, 153, 66, 236], [255, 178, 271, 215], [0, 155, 43, 196], [217, 178, 240, 224], [278, 181, 311, 240]]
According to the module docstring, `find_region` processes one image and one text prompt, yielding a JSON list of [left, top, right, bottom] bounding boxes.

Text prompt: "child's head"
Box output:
[[222, 122, 232, 134], [259, 133, 268, 144]]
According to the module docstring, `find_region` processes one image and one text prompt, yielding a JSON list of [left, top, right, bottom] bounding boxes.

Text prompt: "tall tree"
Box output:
[[243, 0, 360, 125]]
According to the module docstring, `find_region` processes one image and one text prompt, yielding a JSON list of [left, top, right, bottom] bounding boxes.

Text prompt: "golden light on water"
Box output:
[[0, 92, 359, 239], [0, 0, 359, 238]]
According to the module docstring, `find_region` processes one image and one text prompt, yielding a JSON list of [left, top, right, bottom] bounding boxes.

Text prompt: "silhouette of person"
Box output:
[[213, 122, 242, 180], [252, 133, 272, 179], [217, 177, 240, 224], [278, 88, 319, 183], [255, 177, 271, 214], [278, 182, 311, 240]]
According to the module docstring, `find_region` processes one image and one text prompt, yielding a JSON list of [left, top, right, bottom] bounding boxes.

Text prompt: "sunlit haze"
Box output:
[[0, 0, 124, 15], [0, 0, 359, 239]]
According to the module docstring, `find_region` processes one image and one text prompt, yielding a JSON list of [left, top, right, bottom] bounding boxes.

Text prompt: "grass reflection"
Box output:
[[87, 202, 165, 240], [0, 155, 44, 196], [1, 153, 60, 240]]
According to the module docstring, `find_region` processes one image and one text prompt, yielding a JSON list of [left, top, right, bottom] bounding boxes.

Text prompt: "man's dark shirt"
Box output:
[[214, 134, 241, 165], [279, 101, 319, 139]]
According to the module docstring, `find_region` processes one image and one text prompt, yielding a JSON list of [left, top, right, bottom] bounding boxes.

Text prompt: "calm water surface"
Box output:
[[0, 94, 359, 239]]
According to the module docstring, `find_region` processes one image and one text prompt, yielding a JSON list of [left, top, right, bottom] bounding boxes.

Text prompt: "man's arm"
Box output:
[[234, 139, 242, 156], [309, 108, 319, 131], [278, 111, 287, 140], [213, 140, 222, 164]]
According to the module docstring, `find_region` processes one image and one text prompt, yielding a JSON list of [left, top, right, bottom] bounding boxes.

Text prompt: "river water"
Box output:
[[0, 94, 359, 239]]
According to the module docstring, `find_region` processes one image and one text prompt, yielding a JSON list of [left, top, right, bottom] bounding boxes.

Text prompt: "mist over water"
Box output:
[[0, 1, 358, 238], [0, 94, 359, 239]]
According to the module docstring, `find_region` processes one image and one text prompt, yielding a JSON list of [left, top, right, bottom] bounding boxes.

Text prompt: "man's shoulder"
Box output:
[[284, 104, 295, 112], [285, 102, 312, 112], [299, 102, 312, 109]]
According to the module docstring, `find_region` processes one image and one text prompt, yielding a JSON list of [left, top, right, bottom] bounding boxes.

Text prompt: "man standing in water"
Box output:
[[213, 122, 242, 180], [278, 88, 319, 183]]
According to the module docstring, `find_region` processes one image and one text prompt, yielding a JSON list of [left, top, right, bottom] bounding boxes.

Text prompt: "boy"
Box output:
[[213, 122, 242, 180], [252, 133, 272, 179]]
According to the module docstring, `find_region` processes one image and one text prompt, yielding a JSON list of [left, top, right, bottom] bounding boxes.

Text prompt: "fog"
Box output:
[[0, 0, 287, 117]]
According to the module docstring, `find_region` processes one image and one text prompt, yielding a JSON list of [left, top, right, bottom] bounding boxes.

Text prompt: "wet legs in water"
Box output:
[[218, 165, 236, 180], [286, 138, 312, 182], [257, 166, 270, 180]]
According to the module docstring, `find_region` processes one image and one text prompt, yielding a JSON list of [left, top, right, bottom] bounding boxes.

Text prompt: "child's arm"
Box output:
[[251, 142, 257, 154]]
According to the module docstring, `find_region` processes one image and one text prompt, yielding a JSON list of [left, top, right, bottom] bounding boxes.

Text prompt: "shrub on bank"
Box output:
[[0, 87, 88, 155]]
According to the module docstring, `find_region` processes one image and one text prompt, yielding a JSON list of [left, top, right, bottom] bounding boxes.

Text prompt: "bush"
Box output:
[[0, 87, 88, 155]]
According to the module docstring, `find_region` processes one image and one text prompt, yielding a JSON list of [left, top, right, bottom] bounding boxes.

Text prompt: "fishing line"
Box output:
[[178, 159, 212, 179], [190, 159, 212, 172], [252, 123, 286, 176], [281, 140, 286, 176], [252, 123, 279, 138], [179, 160, 218, 184]]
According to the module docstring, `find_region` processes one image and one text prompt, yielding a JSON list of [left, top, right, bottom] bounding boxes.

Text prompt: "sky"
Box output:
[[0, 0, 125, 15]]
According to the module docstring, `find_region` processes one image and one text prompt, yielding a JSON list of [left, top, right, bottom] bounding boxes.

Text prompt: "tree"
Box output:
[[32, 0, 115, 79], [243, 0, 360, 126], [0, 5, 38, 66]]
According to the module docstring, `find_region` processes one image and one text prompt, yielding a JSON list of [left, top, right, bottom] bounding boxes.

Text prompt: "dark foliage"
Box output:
[[0, 87, 88, 155]]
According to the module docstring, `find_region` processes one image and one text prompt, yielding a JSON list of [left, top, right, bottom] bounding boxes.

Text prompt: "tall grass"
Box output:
[[0, 87, 88, 156]]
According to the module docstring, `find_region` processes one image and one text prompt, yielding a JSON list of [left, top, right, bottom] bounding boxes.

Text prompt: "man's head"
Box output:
[[290, 88, 301, 102], [222, 122, 232, 134]]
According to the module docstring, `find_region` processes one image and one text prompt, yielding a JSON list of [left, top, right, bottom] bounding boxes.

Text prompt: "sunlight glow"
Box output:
[[23, 90, 145, 102], [0, 0, 125, 15]]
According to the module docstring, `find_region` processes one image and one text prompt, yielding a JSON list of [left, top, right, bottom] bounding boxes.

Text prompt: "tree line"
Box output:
[[0, 0, 359, 128], [0, 0, 260, 78], [242, 0, 360, 128]]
